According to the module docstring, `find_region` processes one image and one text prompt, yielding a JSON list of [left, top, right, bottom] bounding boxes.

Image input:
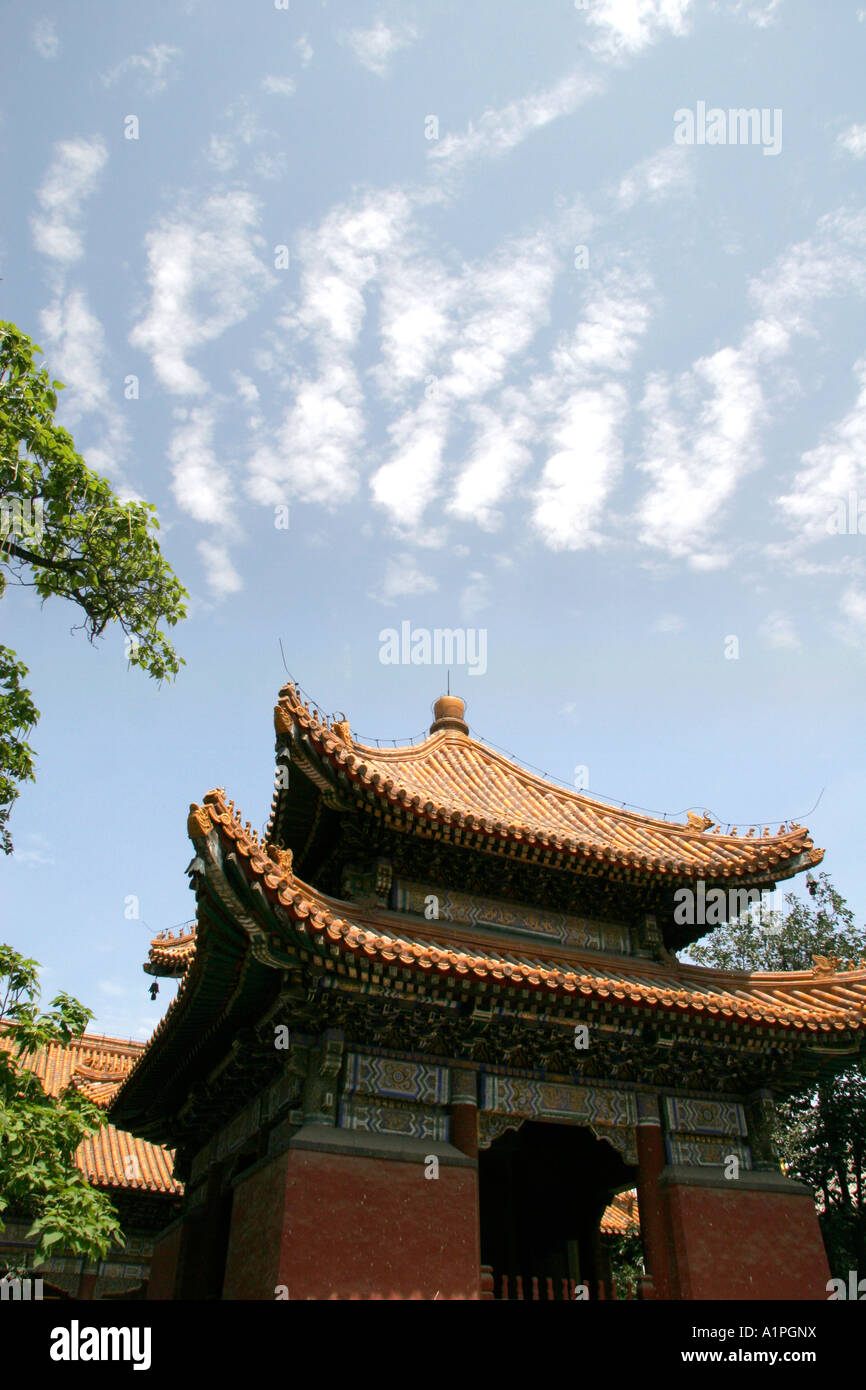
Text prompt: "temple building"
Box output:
[[110, 682, 866, 1300], [0, 1032, 181, 1297]]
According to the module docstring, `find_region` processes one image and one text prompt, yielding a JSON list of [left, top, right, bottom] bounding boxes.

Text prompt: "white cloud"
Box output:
[[291, 190, 415, 347], [167, 407, 236, 525], [130, 191, 274, 395], [837, 586, 866, 646], [371, 400, 450, 529], [261, 75, 296, 96], [448, 400, 532, 530], [374, 553, 439, 604], [430, 70, 601, 172], [31, 136, 108, 265], [102, 43, 180, 95], [374, 230, 562, 528], [205, 100, 268, 173], [11, 833, 54, 869], [750, 209, 866, 331], [761, 613, 801, 649], [460, 571, 491, 619], [295, 35, 314, 67], [526, 268, 652, 550], [375, 257, 459, 390], [584, 0, 692, 59], [653, 613, 685, 634], [40, 289, 110, 419], [248, 191, 414, 510], [547, 270, 652, 378], [533, 383, 630, 549], [612, 144, 693, 211], [342, 19, 418, 77], [233, 373, 260, 405], [39, 288, 132, 491], [638, 210, 866, 563], [777, 357, 866, 546], [837, 123, 866, 159], [636, 343, 766, 564], [32, 18, 59, 59], [197, 540, 243, 597], [717, 0, 783, 26], [441, 234, 560, 401], [247, 361, 364, 507], [253, 151, 287, 181]]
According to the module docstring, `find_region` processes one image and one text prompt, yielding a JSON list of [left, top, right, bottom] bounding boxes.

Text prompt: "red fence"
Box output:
[[480, 1265, 641, 1300]]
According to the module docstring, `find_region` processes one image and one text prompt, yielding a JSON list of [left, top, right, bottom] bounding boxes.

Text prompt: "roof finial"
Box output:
[[430, 689, 468, 736]]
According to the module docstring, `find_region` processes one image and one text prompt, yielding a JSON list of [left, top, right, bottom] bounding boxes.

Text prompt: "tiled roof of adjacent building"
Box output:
[[601, 1190, 640, 1235], [0, 1030, 181, 1196], [268, 684, 824, 885]]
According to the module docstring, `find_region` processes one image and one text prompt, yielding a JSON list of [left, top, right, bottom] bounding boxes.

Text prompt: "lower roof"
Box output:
[[0, 1029, 180, 1197], [190, 791, 866, 1033]]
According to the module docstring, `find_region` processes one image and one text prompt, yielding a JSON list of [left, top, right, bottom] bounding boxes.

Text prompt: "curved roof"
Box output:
[[269, 683, 823, 885], [190, 791, 865, 1034], [145, 927, 197, 978], [0, 1030, 180, 1196]]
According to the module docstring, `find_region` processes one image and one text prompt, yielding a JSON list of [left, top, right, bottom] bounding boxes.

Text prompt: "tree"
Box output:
[[0, 320, 187, 852], [687, 872, 866, 1275], [0, 944, 124, 1271]]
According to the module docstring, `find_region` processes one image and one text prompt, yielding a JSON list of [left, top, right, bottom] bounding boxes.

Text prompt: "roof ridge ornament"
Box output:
[[430, 692, 469, 736]]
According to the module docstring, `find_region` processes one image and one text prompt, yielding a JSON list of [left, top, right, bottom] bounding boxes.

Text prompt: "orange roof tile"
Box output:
[[0, 1030, 181, 1196], [186, 790, 866, 1035], [269, 684, 823, 885], [601, 1190, 640, 1235], [145, 926, 197, 977]]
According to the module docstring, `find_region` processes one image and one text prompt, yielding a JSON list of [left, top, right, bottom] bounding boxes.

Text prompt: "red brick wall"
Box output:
[[222, 1151, 289, 1300], [665, 1183, 830, 1300], [223, 1147, 480, 1300], [147, 1221, 183, 1300]]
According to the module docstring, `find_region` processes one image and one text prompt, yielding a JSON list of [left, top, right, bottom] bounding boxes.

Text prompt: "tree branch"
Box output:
[[2, 541, 81, 573]]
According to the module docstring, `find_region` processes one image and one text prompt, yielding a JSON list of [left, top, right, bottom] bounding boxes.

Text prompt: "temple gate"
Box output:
[[111, 683, 865, 1300]]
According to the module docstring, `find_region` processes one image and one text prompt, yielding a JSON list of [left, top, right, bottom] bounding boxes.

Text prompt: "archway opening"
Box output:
[[478, 1120, 638, 1299]]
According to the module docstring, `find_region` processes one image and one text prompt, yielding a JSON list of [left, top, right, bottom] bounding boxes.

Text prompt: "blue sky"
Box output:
[[3, 0, 866, 1039]]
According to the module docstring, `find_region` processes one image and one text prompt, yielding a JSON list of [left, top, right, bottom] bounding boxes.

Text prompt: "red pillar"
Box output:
[[635, 1097, 672, 1300], [450, 1067, 479, 1159]]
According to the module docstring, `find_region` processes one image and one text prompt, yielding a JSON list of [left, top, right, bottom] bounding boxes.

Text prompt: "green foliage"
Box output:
[[603, 1226, 644, 1299], [0, 647, 38, 856], [0, 320, 187, 851], [688, 872, 864, 972], [0, 944, 124, 1269], [686, 873, 866, 1276]]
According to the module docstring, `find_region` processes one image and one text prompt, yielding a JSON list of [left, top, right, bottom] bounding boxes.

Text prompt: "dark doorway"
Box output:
[[478, 1121, 637, 1299]]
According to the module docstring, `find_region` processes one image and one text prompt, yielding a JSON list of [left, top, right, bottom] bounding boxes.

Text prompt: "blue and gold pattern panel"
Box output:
[[339, 1097, 449, 1142], [666, 1136, 753, 1169], [664, 1097, 748, 1137], [391, 879, 632, 954], [664, 1095, 752, 1169], [343, 1052, 451, 1105], [479, 1075, 637, 1129]]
